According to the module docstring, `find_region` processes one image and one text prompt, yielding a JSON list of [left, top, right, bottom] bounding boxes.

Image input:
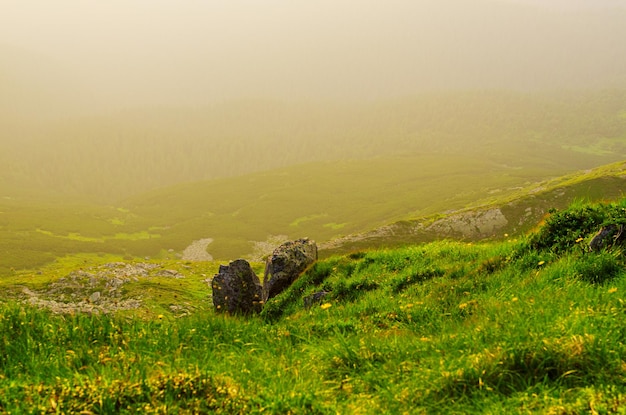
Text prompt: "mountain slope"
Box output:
[[323, 161, 626, 254], [2, 90, 625, 202], [2, 196, 626, 413]]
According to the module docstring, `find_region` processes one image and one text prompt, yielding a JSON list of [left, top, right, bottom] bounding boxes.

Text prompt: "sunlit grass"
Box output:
[[3, 195, 626, 412]]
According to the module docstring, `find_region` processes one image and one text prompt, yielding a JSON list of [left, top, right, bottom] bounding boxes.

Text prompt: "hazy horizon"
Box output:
[[2, 0, 626, 118]]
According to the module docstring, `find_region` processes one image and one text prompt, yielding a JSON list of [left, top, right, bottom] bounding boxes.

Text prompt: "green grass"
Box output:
[[0, 154, 528, 274], [2, 197, 626, 413], [1, 157, 625, 276], [2, 89, 626, 273]]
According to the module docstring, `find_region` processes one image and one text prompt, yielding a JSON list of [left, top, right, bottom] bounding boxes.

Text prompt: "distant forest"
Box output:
[[1, 90, 625, 203]]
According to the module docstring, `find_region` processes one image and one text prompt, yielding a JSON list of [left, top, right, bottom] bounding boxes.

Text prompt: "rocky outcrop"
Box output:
[[211, 259, 263, 315], [20, 262, 186, 315], [426, 208, 508, 239], [262, 238, 318, 301], [589, 224, 625, 252], [208, 239, 319, 314]]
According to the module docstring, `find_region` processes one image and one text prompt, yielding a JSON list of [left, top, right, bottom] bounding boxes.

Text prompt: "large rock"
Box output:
[[263, 238, 317, 301], [211, 259, 263, 315]]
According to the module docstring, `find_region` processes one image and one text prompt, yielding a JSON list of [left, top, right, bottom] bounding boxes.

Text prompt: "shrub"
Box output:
[[529, 200, 626, 254]]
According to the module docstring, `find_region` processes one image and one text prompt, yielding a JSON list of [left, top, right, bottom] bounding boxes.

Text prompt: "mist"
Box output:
[[2, 0, 626, 117]]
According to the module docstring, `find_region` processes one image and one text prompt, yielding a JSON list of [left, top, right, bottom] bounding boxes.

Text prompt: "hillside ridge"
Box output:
[[320, 160, 626, 255]]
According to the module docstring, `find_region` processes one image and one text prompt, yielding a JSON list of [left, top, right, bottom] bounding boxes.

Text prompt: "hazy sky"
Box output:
[[2, 0, 626, 112]]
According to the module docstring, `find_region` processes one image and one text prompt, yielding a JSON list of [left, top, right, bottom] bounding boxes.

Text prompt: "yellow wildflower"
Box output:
[[608, 287, 618, 294], [320, 303, 332, 310]]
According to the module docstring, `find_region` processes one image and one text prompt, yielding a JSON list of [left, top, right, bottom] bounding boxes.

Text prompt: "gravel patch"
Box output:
[[182, 238, 214, 261]]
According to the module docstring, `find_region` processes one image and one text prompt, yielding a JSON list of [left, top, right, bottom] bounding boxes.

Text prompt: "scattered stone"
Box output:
[[156, 269, 185, 279], [304, 291, 329, 309], [182, 238, 214, 261], [25, 295, 142, 315], [107, 278, 125, 290], [19, 261, 190, 315], [169, 304, 191, 317], [263, 238, 318, 302], [211, 259, 263, 315], [89, 291, 101, 303]]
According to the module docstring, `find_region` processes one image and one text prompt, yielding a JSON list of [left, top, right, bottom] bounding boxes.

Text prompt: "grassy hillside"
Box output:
[[1, 197, 626, 413], [1, 89, 625, 275], [121, 154, 541, 259], [1, 157, 625, 276], [325, 160, 626, 254], [2, 90, 625, 202]]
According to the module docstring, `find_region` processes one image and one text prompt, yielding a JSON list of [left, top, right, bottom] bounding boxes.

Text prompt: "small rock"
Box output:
[[156, 269, 185, 278], [304, 291, 329, 309], [89, 291, 101, 303], [589, 224, 625, 252]]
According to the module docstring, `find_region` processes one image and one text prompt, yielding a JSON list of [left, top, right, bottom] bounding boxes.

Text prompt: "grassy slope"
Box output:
[[2, 197, 626, 413], [2, 89, 625, 273], [121, 154, 545, 258], [0, 154, 529, 274], [2, 155, 623, 277], [2, 89, 625, 203], [325, 160, 626, 254]]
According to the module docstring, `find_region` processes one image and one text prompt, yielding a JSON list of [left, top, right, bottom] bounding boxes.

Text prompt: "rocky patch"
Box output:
[[182, 238, 214, 261], [426, 208, 508, 239], [21, 262, 188, 315]]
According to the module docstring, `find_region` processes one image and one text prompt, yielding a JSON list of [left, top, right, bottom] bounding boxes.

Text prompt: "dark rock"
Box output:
[[263, 238, 317, 301], [589, 224, 625, 252], [211, 259, 263, 314], [304, 291, 329, 309]]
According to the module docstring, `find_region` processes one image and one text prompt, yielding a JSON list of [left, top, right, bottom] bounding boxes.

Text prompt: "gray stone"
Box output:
[[303, 291, 329, 309], [156, 269, 185, 279], [89, 291, 101, 303], [263, 238, 318, 301], [589, 224, 625, 252], [211, 259, 263, 314]]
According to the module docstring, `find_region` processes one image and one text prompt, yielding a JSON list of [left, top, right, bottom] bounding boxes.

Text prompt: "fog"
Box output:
[[2, 0, 626, 116]]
